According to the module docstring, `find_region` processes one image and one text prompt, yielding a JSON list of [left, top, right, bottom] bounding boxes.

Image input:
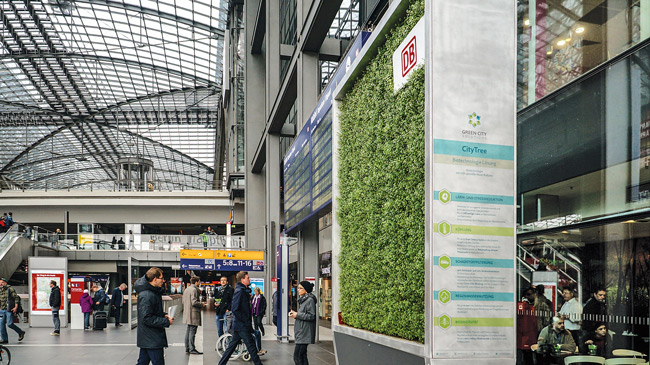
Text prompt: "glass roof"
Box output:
[[0, 0, 227, 190]]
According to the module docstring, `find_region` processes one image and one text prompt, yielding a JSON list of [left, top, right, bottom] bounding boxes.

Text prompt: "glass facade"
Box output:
[[517, 0, 650, 360], [517, 0, 650, 109]]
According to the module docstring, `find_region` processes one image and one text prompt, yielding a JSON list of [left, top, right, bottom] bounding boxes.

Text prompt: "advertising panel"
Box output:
[[170, 278, 183, 294], [31, 270, 65, 314], [426, 0, 516, 361], [393, 17, 425, 91], [250, 278, 265, 294]]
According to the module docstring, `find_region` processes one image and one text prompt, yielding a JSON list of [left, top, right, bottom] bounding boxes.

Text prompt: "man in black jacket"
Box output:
[[583, 287, 607, 332], [215, 276, 233, 337], [218, 271, 262, 365], [49, 280, 61, 336], [111, 283, 127, 327], [135, 268, 173, 365]]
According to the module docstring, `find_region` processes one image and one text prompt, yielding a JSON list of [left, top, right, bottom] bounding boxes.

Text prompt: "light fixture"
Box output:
[[524, 19, 530, 26], [565, 38, 571, 42], [561, 230, 569, 234], [623, 219, 636, 223], [547, 50, 553, 55], [575, 26, 585, 34], [557, 40, 566, 46]]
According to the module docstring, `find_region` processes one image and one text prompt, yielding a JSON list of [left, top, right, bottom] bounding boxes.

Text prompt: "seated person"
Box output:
[[581, 322, 612, 358], [537, 316, 577, 355]]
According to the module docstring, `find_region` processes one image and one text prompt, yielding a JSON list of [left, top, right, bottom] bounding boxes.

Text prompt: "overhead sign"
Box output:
[[213, 250, 264, 260], [283, 31, 372, 233], [180, 249, 214, 259], [393, 17, 424, 91], [180, 249, 265, 271], [213, 259, 264, 272], [180, 258, 215, 270]]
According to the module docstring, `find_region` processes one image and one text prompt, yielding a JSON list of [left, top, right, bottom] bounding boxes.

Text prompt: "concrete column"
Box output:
[[299, 220, 320, 340], [266, 0, 281, 115], [245, 0, 267, 250], [297, 51, 320, 128]]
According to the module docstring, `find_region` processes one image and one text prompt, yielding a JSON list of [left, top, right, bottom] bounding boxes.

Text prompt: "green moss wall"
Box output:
[[337, 0, 425, 343]]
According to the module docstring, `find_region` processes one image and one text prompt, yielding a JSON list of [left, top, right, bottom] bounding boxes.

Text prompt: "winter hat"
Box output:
[[299, 280, 314, 294], [83, 289, 89, 293]]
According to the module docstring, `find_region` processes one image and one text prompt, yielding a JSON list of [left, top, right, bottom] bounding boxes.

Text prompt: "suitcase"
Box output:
[[93, 311, 107, 330]]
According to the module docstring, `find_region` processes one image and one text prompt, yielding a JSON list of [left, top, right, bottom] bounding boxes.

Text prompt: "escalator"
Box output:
[[0, 224, 34, 280]]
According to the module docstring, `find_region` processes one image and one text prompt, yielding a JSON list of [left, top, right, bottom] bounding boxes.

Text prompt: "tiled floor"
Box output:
[[3, 309, 336, 365]]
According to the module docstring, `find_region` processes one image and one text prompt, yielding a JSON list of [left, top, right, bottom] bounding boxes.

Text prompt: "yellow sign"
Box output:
[[213, 250, 264, 261], [79, 234, 93, 245], [180, 249, 214, 259]]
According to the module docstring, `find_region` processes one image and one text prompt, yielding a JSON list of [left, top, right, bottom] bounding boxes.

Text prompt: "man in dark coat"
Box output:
[[49, 280, 61, 336], [215, 276, 233, 337], [135, 268, 173, 365], [583, 287, 607, 332], [218, 271, 262, 365], [111, 283, 126, 327]]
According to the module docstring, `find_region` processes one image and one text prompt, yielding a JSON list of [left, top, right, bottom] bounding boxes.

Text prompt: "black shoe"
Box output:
[[115, 324, 123, 327], [189, 350, 203, 355], [185, 350, 190, 354], [18, 331, 25, 341]]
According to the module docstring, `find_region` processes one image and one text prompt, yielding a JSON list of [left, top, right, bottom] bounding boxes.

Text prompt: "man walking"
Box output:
[[134, 268, 173, 365], [183, 276, 204, 355], [111, 283, 127, 327], [0, 277, 25, 344], [218, 271, 263, 365], [49, 280, 61, 336], [215, 276, 233, 338]]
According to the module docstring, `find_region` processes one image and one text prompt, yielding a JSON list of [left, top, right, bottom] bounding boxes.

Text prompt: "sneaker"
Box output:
[[18, 331, 25, 341], [50, 332, 60, 336], [257, 350, 267, 356]]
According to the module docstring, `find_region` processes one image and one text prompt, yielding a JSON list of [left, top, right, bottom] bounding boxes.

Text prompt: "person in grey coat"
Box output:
[[182, 276, 204, 355], [289, 280, 317, 365]]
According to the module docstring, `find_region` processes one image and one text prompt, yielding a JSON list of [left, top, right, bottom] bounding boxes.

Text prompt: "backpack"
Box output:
[[7, 287, 23, 314]]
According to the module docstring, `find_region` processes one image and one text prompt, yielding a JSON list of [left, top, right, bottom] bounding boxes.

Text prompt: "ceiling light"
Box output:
[[565, 38, 571, 42], [546, 50, 553, 55], [557, 40, 566, 46], [575, 26, 585, 34], [561, 230, 569, 234], [524, 19, 530, 26], [623, 219, 636, 223]]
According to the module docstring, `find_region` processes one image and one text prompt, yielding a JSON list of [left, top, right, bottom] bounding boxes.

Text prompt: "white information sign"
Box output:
[[425, 0, 516, 362], [393, 17, 425, 92]]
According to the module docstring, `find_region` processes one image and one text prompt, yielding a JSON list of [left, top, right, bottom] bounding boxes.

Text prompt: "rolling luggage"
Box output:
[[93, 311, 107, 330]]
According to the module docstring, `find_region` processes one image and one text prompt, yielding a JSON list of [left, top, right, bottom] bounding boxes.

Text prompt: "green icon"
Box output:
[[439, 255, 451, 269], [468, 112, 481, 127], [439, 289, 451, 304], [438, 221, 452, 236], [439, 190, 451, 204], [439, 315, 452, 329]]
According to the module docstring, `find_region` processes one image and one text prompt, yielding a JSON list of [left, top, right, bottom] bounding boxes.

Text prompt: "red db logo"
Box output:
[[401, 36, 417, 77]]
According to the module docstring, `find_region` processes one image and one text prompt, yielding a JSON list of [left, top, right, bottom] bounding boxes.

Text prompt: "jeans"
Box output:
[[294, 343, 309, 365], [114, 306, 121, 325], [217, 329, 262, 365], [253, 315, 265, 336], [83, 312, 91, 328], [185, 325, 198, 352], [0, 309, 22, 341], [216, 314, 226, 337], [52, 309, 60, 332], [137, 348, 165, 365]]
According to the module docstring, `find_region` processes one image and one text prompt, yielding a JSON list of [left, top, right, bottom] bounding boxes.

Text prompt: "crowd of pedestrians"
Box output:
[[0, 212, 15, 233]]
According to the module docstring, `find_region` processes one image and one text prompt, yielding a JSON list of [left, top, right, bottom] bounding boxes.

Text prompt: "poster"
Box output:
[[426, 0, 516, 360], [170, 278, 183, 294], [31, 270, 65, 313], [250, 278, 264, 294]]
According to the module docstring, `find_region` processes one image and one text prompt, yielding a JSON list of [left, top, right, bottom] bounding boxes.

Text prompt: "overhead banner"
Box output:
[[426, 0, 516, 362], [179, 249, 264, 271]]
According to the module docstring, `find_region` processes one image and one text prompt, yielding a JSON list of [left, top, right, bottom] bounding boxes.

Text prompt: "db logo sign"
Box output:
[[401, 36, 417, 77]]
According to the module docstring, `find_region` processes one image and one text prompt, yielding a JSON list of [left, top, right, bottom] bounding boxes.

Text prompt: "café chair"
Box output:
[[565, 355, 605, 364], [604, 358, 646, 364], [613, 350, 646, 358]]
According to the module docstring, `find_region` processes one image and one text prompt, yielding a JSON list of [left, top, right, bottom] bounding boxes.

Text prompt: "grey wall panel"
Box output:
[[334, 331, 425, 365]]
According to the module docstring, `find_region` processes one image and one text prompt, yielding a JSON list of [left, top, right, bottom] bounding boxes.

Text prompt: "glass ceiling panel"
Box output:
[[0, 0, 227, 190]]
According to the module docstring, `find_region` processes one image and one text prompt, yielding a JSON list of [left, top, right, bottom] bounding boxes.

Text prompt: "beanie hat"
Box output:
[[83, 289, 89, 293], [299, 280, 314, 294]]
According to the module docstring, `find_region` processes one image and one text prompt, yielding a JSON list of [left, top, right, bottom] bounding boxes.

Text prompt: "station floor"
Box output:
[[4, 309, 335, 364]]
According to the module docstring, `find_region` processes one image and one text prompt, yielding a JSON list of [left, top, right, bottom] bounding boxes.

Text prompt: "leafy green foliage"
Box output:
[[337, 0, 425, 343]]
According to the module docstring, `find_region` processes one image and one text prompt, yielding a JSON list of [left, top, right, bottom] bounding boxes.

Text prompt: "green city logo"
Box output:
[[439, 289, 451, 304], [439, 315, 452, 329], [438, 221, 452, 236], [439, 255, 451, 269], [439, 189, 451, 204], [468, 112, 481, 127]]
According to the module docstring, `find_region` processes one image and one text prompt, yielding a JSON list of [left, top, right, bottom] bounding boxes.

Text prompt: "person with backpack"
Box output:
[[92, 284, 110, 311], [0, 277, 25, 343]]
